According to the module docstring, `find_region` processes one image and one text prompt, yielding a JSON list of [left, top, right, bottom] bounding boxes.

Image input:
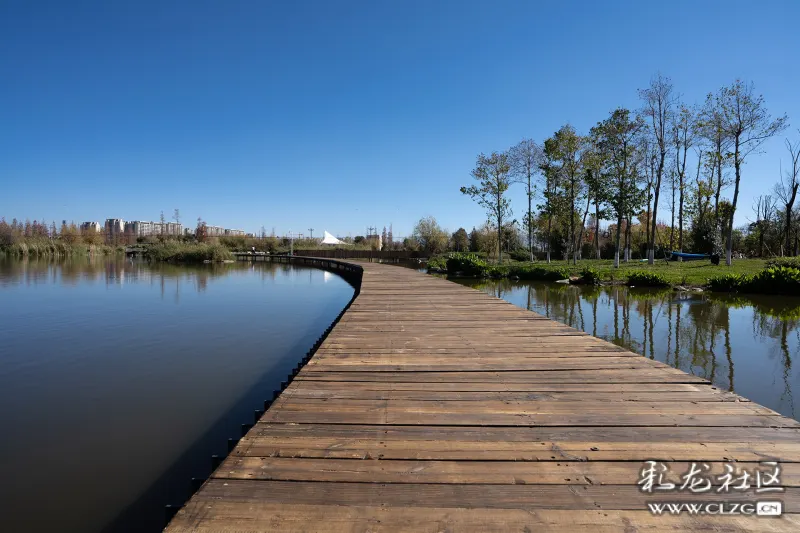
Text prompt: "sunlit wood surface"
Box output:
[[166, 262, 800, 532]]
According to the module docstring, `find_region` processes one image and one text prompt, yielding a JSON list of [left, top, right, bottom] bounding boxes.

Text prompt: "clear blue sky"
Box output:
[[1, 0, 798, 239]]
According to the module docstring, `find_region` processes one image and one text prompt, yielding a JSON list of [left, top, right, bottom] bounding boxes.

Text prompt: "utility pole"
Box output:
[[308, 228, 314, 240]]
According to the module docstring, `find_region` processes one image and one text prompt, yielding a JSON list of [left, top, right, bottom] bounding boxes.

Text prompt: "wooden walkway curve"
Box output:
[[166, 261, 800, 532]]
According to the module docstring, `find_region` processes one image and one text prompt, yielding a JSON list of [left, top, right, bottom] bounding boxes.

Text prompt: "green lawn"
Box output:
[[509, 258, 767, 286]]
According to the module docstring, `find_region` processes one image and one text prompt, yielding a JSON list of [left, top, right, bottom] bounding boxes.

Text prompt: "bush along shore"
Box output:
[[427, 253, 800, 295], [142, 242, 234, 263]]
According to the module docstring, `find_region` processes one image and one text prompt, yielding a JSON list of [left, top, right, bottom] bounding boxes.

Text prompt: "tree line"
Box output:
[[459, 75, 791, 266]]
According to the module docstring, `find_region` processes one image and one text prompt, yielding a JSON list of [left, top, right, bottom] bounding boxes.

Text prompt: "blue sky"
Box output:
[[1, 0, 798, 239]]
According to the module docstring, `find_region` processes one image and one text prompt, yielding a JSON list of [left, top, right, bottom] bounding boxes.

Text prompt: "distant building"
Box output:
[[104, 219, 125, 237], [125, 220, 154, 237], [153, 222, 182, 236], [123, 220, 183, 237], [224, 229, 245, 236], [206, 225, 225, 237], [80, 222, 102, 233]]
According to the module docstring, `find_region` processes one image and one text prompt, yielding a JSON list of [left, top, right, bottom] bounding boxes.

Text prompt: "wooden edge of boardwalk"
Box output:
[[166, 259, 800, 532]]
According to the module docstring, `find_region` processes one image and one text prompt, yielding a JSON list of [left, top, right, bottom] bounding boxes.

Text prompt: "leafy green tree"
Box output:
[[468, 227, 479, 252], [543, 125, 587, 264], [411, 216, 449, 255], [451, 227, 469, 252], [592, 108, 645, 267], [537, 147, 562, 263], [461, 152, 512, 262], [583, 142, 610, 259]]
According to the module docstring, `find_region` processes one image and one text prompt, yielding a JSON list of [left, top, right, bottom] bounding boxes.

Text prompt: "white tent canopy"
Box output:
[[321, 231, 350, 245]]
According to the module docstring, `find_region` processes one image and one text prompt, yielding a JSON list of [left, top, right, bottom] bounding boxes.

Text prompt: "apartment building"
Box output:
[[205, 225, 225, 237], [224, 229, 245, 236], [80, 222, 102, 233], [125, 220, 154, 237], [123, 221, 183, 237], [104, 218, 125, 236], [153, 222, 183, 236]]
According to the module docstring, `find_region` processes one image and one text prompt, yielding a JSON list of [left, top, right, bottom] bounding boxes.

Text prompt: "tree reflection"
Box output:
[[460, 278, 800, 409]]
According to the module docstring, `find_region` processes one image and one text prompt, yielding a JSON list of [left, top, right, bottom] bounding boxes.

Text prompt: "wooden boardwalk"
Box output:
[[166, 262, 800, 532]]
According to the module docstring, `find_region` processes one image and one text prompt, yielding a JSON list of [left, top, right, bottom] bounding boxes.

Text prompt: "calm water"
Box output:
[[454, 278, 800, 421], [0, 257, 354, 533]]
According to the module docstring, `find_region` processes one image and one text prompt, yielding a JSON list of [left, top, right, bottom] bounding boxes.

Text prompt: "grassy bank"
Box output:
[[144, 242, 233, 263], [0, 240, 124, 257], [427, 252, 786, 291]]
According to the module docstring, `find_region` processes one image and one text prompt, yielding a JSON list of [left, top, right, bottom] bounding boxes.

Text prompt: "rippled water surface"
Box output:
[[0, 257, 353, 533]]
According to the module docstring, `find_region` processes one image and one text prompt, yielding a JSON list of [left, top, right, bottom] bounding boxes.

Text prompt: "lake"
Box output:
[[0, 257, 354, 533], [453, 277, 800, 422]]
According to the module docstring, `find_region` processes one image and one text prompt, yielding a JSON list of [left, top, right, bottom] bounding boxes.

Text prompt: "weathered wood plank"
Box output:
[[166, 261, 800, 532], [168, 503, 800, 533], [216, 457, 800, 486]]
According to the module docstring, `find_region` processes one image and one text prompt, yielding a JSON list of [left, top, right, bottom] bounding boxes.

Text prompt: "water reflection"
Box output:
[[456, 278, 800, 421], [0, 256, 353, 533]]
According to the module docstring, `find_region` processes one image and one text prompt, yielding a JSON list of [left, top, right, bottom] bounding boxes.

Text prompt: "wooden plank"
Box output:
[[296, 369, 710, 383], [167, 261, 800, 531], [167, 504, 800, 533], [216, 457, 800, 486], [179, 479, 800, 512]]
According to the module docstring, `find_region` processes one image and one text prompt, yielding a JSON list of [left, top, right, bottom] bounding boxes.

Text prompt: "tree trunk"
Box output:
[[785, 184, 798, 257], [497, 191, 503, 263], [725, 136, 741, 266], [669, 175, 675, 251], [625, 216, 632, 262], [648, 151, 666, 264], [678, 143, 687, 258], [571, 178, 577, 265], [613, 214, 622, 268], [594, 201, 601, 259], [546, 213, 552, 263], [527, 170, 533, 262], [714, 136, 723, 223], [577, 195, 591, 263]]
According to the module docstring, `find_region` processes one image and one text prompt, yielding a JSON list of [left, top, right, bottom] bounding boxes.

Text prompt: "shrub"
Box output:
[[146, 242, 233, 263], [765, 257, 800, 270], [508, 264, 569, 281], [427, 255, 448, 272], [626, 271, 669, 287], [579, 267, 600, 285], [445, 252, 488, 277], [749, 266, 800, 296], [707, 273, 752, 292], [508, 248, 532, 262]]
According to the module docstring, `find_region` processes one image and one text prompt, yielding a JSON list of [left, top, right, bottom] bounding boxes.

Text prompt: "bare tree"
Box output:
[[672, 104, 696, 257], [753, 195, 775, 257], [508, 139, 541, 261], [713, 80, 788, 265], [775, 134, 800, 255], [639, 74, 676, 263]]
